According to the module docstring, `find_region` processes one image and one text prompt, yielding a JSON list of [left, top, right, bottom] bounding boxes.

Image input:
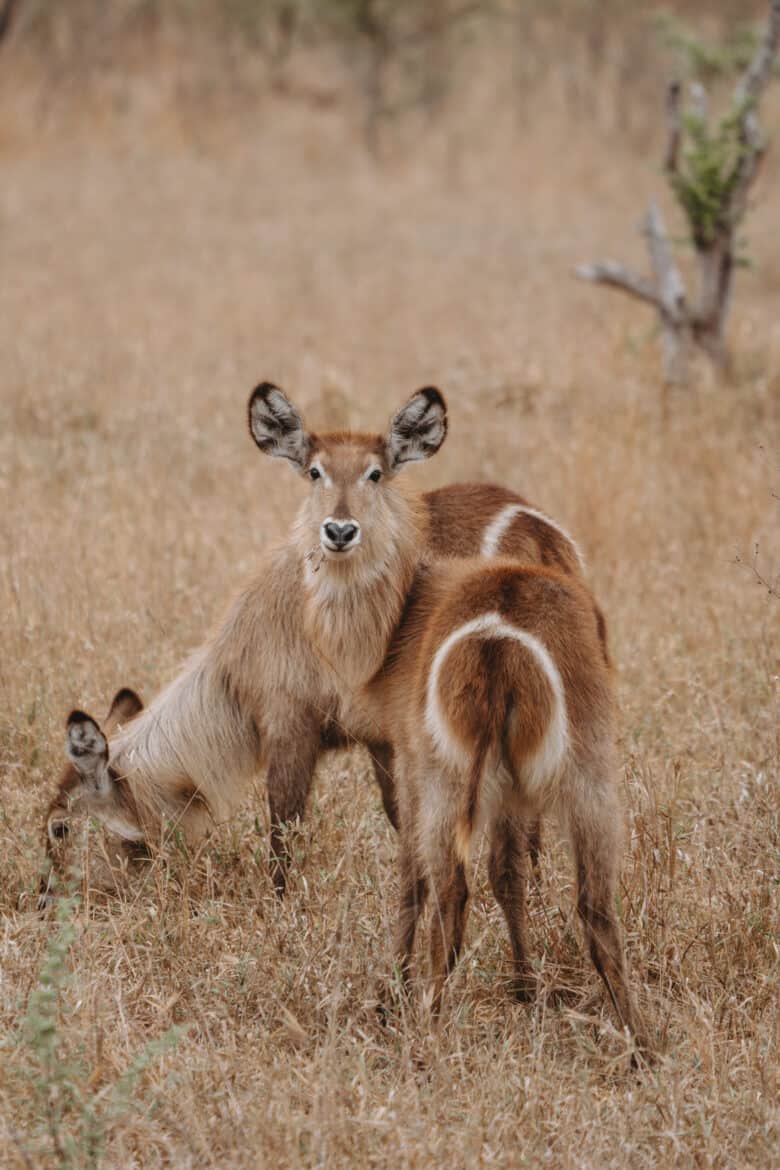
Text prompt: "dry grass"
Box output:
[[1, 31, 779, 1169]]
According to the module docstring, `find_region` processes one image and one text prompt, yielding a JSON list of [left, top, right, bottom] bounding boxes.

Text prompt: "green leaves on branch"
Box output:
[[668, 102, 754, 249], [653, 12, 774, 83]]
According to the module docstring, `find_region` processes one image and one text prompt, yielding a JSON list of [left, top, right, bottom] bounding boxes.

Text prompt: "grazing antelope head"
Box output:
[[40, 688, 144, 905], [248, 382, 448, 585]]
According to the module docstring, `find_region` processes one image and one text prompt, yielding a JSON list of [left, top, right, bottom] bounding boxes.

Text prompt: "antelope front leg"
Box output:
[[393, 839, 428, 988], [265, 715, 323, 896], [377, 837, 429, 1024], [368, 741, 400, 831]]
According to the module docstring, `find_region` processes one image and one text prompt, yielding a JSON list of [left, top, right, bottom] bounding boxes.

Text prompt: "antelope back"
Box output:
[[423, 482, 584, 576]]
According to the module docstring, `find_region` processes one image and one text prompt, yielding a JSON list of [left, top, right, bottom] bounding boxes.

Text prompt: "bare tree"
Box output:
[[0, 0, 20, 46], [577, 0, 780, 384], [337, 0, 483, 152]]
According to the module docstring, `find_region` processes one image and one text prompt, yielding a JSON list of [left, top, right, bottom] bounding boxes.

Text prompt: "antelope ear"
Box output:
[[386, 387, 447, 471], [66, 711, 110, 795], [106, 688, 143, 728], [248, 382, 311, 470]]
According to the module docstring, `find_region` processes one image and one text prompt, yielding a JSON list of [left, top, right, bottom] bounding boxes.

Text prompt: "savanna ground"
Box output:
[[0, 3, 778, 1167]]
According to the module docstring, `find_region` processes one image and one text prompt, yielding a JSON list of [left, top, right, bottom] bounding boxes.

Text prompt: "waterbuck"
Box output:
[[246, 384, 641, 1045], [43, 395, 596, 901]]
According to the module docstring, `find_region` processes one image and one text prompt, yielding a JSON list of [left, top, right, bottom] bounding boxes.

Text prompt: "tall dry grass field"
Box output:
[[1, 9, 778, 1167]]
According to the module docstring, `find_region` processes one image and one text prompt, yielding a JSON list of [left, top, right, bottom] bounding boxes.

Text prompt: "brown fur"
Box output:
[[241, 389, 640, 1045], [41, 387, 640, 1048], [423, 483, 531, 559], [42, 387, 610, 967], [40, 689, 145, 905], [43, 480, 592, 894], [424, 482, 578, 575], [355, 558, 639, 1044]]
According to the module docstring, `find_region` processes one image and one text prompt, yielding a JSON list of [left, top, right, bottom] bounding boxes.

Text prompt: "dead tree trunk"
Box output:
[[576, 0, 780, 384], [0, 0, 20, 45]]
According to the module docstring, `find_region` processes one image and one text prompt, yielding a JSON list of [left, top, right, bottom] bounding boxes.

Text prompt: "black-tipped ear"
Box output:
[[248, 382, 311, 470], [385, 387, 448, 471], [66, 711, 109, 793], [106, 688, 143, 727]]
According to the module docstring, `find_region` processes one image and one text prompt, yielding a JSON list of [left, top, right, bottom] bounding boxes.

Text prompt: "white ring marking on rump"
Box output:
[[480, 502, 585, 569], [424, 611, 569, 791]]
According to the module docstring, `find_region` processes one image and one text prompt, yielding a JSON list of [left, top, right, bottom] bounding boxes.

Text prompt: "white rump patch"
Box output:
[[481, 503, 585, 569], [424, 611, 569, 793]]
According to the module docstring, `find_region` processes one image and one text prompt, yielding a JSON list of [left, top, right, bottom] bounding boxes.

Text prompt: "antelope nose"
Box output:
[[323, 520, 360, 549]]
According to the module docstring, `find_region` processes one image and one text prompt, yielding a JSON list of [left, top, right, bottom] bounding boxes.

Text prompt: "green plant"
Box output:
[[669, 101, 752, 248], [18, 882, 186, 1170], [579, 2, 779, 381], [653, 11, 777, 82]]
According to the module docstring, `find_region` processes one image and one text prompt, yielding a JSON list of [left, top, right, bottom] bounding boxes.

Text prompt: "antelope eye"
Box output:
[[368, 468, 382, 483], [309, 467, 321, 481]]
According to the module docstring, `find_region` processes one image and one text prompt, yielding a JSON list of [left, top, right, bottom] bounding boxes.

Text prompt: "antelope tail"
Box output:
[[454, 695, 511, 865]]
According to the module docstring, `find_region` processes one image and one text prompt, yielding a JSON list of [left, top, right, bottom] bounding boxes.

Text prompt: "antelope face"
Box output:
[[44, 764, 81, 858], [302, 438, 388, 564], [39, 688, 144, 907], [248, 382, 448, 573]]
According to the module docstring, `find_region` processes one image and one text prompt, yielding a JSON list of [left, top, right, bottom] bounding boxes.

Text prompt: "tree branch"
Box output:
[[0, 0, 20, 45], [575, 262, 661, 308], [396, 1, 485, 48], [728, 111, 766, 225], [642, 202, 687, 323], [725, 2, 780, 225], [735, 544, 780, 600], [689, 81, 709, 125], [575, 209, 690, 383], [664, 80, 682, 174], [734, 0, 780, 107]]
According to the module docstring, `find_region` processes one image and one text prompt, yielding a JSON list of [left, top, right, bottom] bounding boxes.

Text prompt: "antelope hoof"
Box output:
[[374, 974, 408, 1026], [512, 971, 537, 1003]]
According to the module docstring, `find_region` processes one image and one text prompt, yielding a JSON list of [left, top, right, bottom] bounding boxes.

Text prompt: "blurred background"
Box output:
[[2, 0, 777, 672], [1, 1, 774, 144], [1, 6, 779, 1166]]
